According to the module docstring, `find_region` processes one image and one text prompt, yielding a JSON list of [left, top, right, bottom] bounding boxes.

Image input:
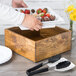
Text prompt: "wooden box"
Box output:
[[5, 26, 71, 62]]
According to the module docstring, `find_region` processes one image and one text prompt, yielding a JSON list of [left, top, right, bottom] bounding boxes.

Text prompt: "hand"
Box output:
[[12, 0, 28, 8], [22, 14, 43, 31]]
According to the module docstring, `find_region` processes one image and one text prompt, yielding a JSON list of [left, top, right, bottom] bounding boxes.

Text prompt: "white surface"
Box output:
[[47, 57, 76, 72], [0, 45, 12, 64], [16, 7, 65, 30]]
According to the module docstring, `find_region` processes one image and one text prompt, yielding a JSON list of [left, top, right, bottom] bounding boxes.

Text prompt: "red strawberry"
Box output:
[[44, 14, 47, 17], [39, 8, 43, 12], [36, 8, 42, 14], [43, 10, 47, 14], [20, 10, 25, 13], [25, 10, 30, 14], [41, 14, 46, 18], [46, 13, 51, 18], [22, 11, 25, 13], [43, 8, 48, 13], [41, 15, 45, 19]]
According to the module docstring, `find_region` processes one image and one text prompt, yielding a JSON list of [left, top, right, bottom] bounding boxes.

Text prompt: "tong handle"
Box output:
[[26, 63, 43, 74], [28, 67, 48, 76]]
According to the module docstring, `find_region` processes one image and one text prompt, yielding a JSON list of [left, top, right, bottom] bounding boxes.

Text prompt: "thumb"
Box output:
[[22, 2, 28, 8]]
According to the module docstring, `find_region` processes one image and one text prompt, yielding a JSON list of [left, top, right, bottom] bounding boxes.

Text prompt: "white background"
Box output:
[[0, 0, 76, 35]]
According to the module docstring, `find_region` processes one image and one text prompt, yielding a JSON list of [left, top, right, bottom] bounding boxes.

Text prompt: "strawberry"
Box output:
[[39, 13, 44, 17], [36, 8, 42, 14], [41, 15, 45, 19], [38, 8, 43, 12], [44, 14, 47, 17], [46, 13, 51, 18], [42, 10, 47, 14], [31, 9, 35, 13], [43, 8, 48, 13], [15, 9, 18, 11], [41, 14, 46, 18], [20, 10, 25, 13], [25, 10, 30, 14], [40, 14, 44, 17]]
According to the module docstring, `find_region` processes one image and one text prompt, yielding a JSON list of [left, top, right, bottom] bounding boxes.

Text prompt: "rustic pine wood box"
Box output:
[[5, 26, 71, 62]]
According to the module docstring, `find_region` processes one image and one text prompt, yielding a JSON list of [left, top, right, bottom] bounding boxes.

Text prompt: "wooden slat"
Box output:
[[35, 27, 71, 62]]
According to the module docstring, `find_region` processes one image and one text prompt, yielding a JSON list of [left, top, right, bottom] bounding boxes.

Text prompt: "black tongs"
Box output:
[[26, 55, 75, 76], [26, 54, 61, 76]]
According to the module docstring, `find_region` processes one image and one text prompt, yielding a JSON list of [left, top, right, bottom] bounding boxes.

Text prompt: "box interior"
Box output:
[[8, 27, 69, 41]]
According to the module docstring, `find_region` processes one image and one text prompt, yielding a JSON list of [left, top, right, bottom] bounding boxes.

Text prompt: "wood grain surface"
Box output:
[[36, 27, 71, 62]]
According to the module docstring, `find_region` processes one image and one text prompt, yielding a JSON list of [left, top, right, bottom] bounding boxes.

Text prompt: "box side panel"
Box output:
[[5, 29, 35, 62], [36, 31, 71, 62]]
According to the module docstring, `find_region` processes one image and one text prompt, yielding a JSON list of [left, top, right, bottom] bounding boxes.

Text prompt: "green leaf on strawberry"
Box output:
[[39, 13, 44, 17], [36, 8, 42, 14]]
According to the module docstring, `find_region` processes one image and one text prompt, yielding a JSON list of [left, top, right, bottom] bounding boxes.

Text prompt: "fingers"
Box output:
[[22, 14, 42, 31], [37, 20, 43, 26], [30, 25, 42, 31], [30, 28, 34, 31], [36, 25, 42, 29], [34, 27, 39, 31], [33, 25, 42, 31], [33, 19, 42, 31]]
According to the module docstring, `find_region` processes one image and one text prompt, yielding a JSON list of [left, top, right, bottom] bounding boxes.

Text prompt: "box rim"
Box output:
[[5, 26, 71, 42]]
